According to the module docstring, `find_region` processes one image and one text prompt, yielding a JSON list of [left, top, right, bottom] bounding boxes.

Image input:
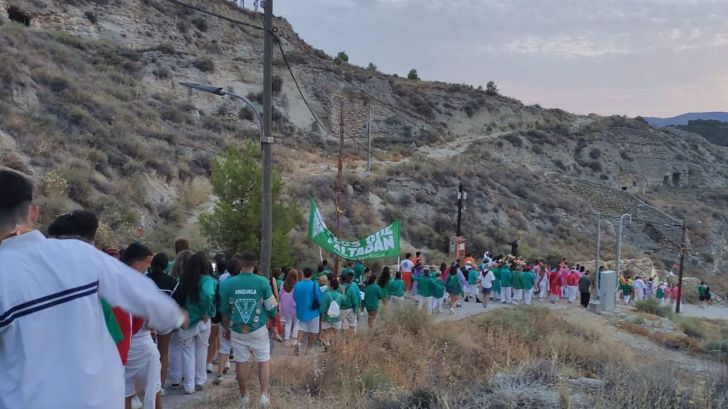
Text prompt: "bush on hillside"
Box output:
[[192, 57, 214, 73], [635, 299, 672, 318]]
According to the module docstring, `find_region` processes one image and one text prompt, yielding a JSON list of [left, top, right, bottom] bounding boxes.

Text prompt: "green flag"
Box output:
[[308, 199, 400, 261]]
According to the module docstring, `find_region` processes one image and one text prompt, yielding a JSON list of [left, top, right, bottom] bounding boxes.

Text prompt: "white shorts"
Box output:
[[125, 337, 161, 398], [218, 326, 232, 355], [321, 320, 342, 330], [298, 317, 320, 334], [231, 327, 270, 363], [341, 309, 357, 330]]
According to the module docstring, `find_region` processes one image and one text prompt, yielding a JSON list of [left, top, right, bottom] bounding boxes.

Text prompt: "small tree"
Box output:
[[407, 69, 420, 80], [199, 141, 301, 267], [486, 80, 498, 96], [367, 62, 377, 72], [335, 51, 349, 64]]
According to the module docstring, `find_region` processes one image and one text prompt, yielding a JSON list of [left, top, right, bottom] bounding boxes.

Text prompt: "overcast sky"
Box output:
[[276, 0, 728, 117]]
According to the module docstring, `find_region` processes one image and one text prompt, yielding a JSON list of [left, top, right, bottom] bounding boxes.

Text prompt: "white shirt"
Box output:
[[0, 231, 184, 409], [399, 259, 414, 273], [480, 270, 496, 289], [633, 279, 646, 290]]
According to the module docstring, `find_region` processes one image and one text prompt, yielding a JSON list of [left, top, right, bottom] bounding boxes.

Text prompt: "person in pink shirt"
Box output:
[[671, 285, 680, 305], [559, 266, 570, 299], [566, 269, 580, 303]]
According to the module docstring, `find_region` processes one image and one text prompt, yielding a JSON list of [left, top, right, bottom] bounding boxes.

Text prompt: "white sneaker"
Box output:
[[159, 388, 167, 397], [240, 395, 250, 408], [206, 363, 214, 373], [131, 396, 142, 409], [225, 361, 231, 369], [259, 394, 270, 408]]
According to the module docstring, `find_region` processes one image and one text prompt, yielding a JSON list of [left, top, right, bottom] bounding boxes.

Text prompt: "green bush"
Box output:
[[192, 58, 214, 73], [635, 299, 672, 318]]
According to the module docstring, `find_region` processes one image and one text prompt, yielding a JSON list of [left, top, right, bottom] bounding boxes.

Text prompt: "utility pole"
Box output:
[[260, 0, 273, 278], [676, 221, 688, 314], [456, 183, 465, 236], [615, 213, 631, 279], [595, 212, 601, 300], [367, 103, 372, 174], [334, 98, 345, 275]]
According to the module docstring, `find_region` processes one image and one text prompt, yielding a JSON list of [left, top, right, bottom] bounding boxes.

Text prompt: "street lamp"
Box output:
[[180, 82, 263, 141], [456, 183, 467, 237], [180, 81, 271, 277], [615, 213, 632, 279]]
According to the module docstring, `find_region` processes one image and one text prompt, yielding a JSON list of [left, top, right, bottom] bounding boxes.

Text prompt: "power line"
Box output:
[[159, 0, 685, 232]]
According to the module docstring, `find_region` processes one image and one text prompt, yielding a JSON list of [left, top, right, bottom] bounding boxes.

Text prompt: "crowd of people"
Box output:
[[1, 166, 715, 409]]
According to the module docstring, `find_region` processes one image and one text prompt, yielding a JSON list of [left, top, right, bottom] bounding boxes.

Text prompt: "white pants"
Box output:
[[282, 316, 299, 340], [125, 334, 161, 409], [539, 281, 548, 299], [624, 295, 631, 304], [501, 287, 512, 304], [567, 286, 578, 303], [175, 320, 210, 393], [431, 296, 443, 312], [423, 296, 433, 314], [524, 289, 533, 305], [167, 332, 182, 386], [634, 288, 644, 302], [513, 289, 523, 302], [389, 296, 405, 306]]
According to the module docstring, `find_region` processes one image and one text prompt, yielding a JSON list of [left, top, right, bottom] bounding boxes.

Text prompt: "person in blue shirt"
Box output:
[[292, 267, 322, 355]]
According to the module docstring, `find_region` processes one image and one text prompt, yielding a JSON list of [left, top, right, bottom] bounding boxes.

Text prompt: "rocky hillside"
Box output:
[[1, 0, 727, 280]]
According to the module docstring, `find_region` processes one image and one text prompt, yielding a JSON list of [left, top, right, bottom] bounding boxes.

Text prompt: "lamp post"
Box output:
[[615, 213, 632, 279], [180, 82, 263, 140], [180, 82, 271, 277], [456, 183, 466, 237]]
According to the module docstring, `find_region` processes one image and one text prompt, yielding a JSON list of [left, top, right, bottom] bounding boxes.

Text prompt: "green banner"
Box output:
[[308, 199, 400, 261]]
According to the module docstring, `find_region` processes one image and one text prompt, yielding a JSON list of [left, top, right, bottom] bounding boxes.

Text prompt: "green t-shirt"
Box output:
[[388, 279, 405, 297], [320, 289, 345, 323], [340, 282, 361, 313], [185, 275, 217, 327], [511, 271, 524, 290], [276, 279, 283, 293], [698, 285, 707, 297], [364, 283, 383, 311], [467, 269, 479, 285], [522, 271, 536, 290], [101, 299, 123, 344], [446, 274, 462, 295], [416, 275, 434, 297], [500, 269, 513, 287], [493, 267, 502, 281], [219, 272, 277, 334], [621, 282, 632, 296], [353, 263, 365, 282], [433, 278, 446, 298]]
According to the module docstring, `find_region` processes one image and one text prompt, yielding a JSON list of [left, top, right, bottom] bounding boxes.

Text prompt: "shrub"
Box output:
[[503, 134, 524, 148], [190, 16, 208, 32], [367, 62, 377, 72], [272, 75, 283, 94], [84, 11, 97, 24], [334, 51, 348, 64], [407, 69, 420, 80], [635, 299, 672, 318], [486, 80, 498, 95], [192, 57, 214, 73], [589, 148, 602, 159]]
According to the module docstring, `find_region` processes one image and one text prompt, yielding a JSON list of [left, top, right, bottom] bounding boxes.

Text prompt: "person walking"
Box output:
[[633, 276, 646, 302], [171, 252, 217, 395], [292, 268, 322, 356], [432, 271, 446, 313], [399, 254, 414, 292], [0, 169, 184, 409], [319, 278, 344, 350], [500, 264, 513, 304], [446, 270, 462, 314], [340, 271, 360, 336], [213, 257, 243, 385], [479, 266, 495, 308], [579, 271, 592, 308], [218, 252, 278, 408], [279, 268, 299, 346], [387, 271, 406, 306], [566, 268, 580, 303], [511, 266, 524, 304], [522, 265, 536, 306], [364, 275, 383, 327]]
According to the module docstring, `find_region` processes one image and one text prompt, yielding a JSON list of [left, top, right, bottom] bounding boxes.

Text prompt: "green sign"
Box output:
[[308, 199, 400, 260]]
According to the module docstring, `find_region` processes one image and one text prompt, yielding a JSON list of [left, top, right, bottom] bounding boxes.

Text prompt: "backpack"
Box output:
[[327, 295, 341, 318]]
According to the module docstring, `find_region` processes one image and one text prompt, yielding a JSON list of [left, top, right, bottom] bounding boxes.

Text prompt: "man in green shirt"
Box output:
[[320, 278, 344, 349], [465, 265, 480, 303], [387, 272, 406, 305], [522, 265, 536, 305], [415, 269, 435, 314], [363, 276, 383, 327], [340, 272, 361, 336], [500, 265, 513, 304], [219, 252, 278, 408]]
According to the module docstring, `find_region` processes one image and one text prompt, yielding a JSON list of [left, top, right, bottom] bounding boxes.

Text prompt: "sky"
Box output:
[[275, 0, 728, 117]]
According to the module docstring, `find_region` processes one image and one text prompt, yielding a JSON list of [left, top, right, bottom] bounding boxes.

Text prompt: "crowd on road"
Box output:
[[0, 166, 717, 409]]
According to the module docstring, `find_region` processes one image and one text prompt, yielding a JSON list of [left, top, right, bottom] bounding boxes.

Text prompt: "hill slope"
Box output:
[[1, 0, 728, 279]]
